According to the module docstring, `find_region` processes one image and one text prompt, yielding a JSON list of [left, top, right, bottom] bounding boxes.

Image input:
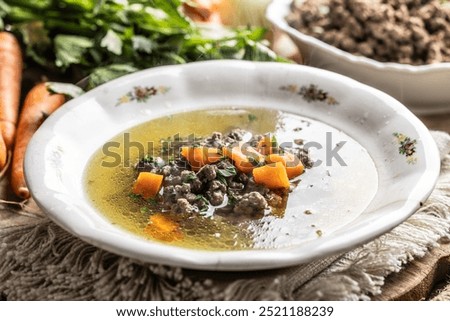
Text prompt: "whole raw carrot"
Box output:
[[11, 83, 65, 199], [0, 134, 6, 170], [0, 31, 23, 152]]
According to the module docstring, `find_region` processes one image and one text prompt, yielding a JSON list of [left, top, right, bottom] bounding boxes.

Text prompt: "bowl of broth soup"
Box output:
[[24, 60, 440, 270]]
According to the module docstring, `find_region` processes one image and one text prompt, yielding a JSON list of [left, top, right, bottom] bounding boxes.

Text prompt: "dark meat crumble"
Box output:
[[287, 0, 450, 65], [132, 129, 312, 220]]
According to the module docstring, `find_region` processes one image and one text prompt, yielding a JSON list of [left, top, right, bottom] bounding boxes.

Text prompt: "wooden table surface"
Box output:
[[419, 113, 450, 134]]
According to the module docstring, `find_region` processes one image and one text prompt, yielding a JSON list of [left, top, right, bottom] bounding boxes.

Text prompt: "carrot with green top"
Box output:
[[11, 83, 66, 199], [0, 31, 23, 169]]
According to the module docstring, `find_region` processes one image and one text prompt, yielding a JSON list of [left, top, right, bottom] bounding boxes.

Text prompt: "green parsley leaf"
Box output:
[[128, 193, 141, 200], [248, 114, 257, 122], [217, 175, 227, 186], [183, 172, 197, 183], [216, 166, 237, 178], [88, 64, 138, 89], [46, 82, 85, 98], [54, 35, 94, 69], [15, 21, 50, 65], [0, 0, 9, 30], [100, 29, 123, 55], [0, 0, 10, 16], [132, 35, 154, 54], [2, 0, 286, 88], [61, 0, 96, 11]]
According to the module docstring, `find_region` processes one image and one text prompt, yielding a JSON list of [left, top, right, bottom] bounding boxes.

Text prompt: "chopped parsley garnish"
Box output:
[[248, 114, 258, 122]]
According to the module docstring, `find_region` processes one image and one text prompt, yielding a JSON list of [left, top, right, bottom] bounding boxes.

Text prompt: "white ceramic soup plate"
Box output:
[[25, 60, 440, 271]]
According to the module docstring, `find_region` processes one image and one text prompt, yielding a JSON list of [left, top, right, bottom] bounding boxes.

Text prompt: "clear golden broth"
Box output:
[[84, 107, 379, 251], [85, 107, 279, 250]]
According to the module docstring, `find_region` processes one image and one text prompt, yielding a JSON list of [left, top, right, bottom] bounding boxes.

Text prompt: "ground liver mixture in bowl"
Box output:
[[287, 0, 450, 65]]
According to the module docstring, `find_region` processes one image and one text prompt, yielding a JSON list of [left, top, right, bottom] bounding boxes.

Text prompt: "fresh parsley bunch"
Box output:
[[0, 0, 284, 88]]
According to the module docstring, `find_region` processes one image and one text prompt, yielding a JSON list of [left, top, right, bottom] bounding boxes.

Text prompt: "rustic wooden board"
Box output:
[[374, 242, 450, 300]]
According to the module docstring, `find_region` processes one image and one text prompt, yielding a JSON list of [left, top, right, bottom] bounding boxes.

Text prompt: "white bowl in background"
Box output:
[[266, 0, 450, 114]]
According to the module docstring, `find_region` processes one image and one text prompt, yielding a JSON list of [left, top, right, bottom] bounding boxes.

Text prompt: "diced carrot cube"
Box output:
[[252, 161, 290, 190], [180, 146, 221, 171], [144, 214, 183, 242], [222, 143, 264, 174], [132, 172, 164, 199], [266, 153, 304, 179]]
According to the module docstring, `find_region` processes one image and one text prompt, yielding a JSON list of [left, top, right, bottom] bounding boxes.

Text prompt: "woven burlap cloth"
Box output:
[[1, 131, 449, 301]]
